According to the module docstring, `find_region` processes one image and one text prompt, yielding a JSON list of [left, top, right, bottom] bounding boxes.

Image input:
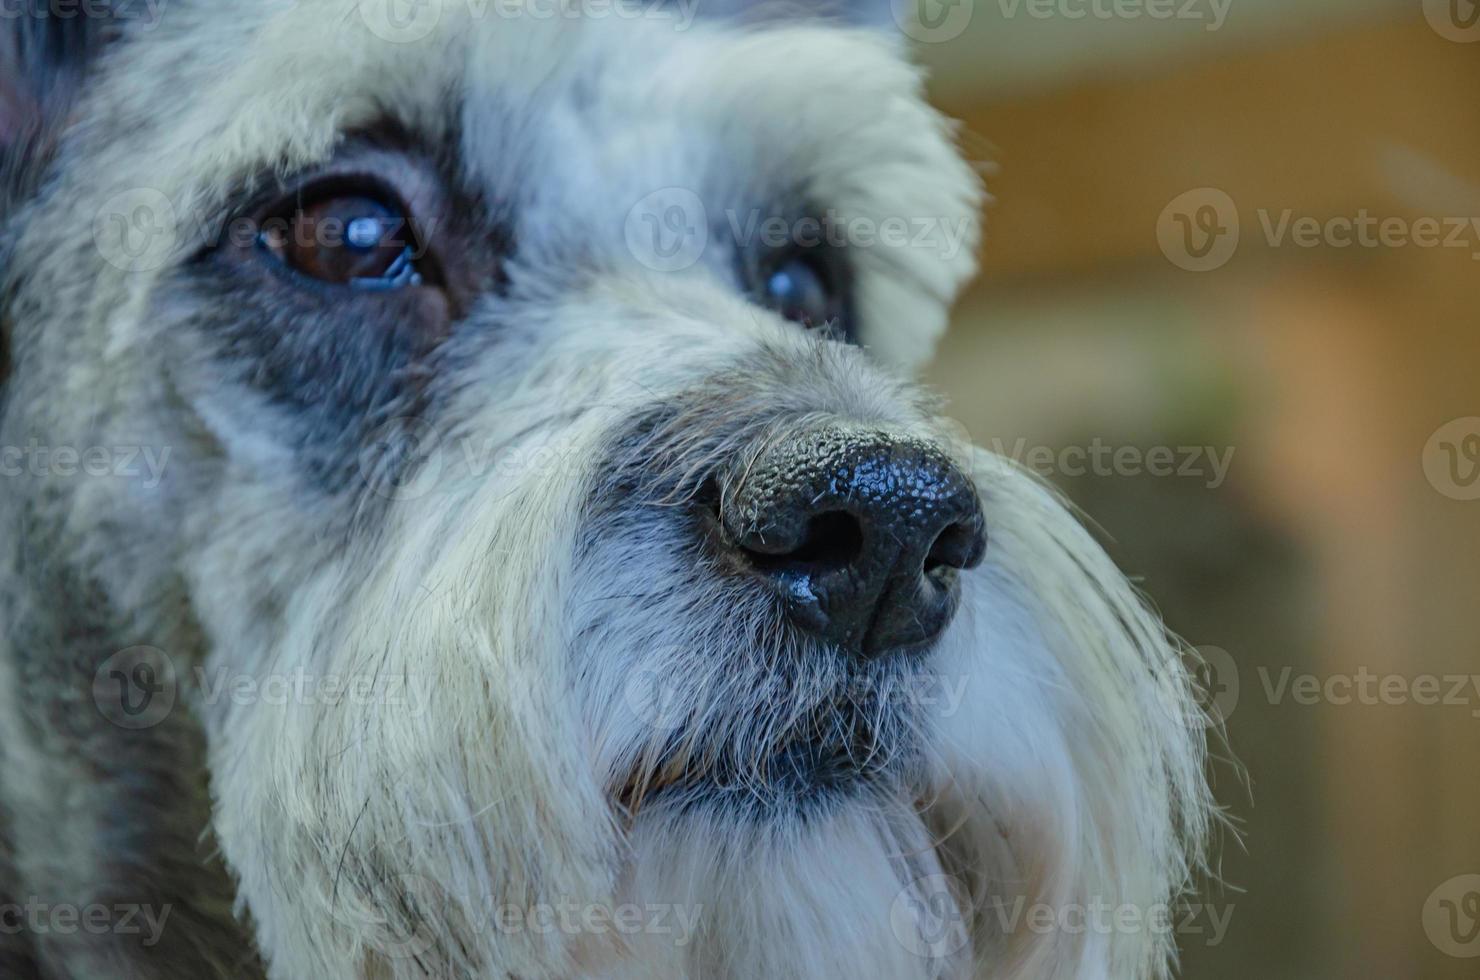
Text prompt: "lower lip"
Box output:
[[625, 739, 889, 817]]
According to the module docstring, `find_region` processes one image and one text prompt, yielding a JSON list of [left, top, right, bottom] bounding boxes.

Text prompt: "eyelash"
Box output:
[[219, 166, 855, 344], [232, 175, 440, 289]]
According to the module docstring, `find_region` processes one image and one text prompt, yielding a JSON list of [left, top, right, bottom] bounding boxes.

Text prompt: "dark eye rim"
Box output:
[[751, 241, 855, 343], [239, 171, 446, 291]]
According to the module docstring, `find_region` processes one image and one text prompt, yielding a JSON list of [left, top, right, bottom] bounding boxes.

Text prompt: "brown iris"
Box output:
[[755, 244, 851, 341], [259, 194, 424, 289]]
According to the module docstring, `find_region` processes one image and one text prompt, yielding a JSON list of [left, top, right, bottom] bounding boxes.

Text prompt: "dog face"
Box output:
[[0, 3, 1212, 979]]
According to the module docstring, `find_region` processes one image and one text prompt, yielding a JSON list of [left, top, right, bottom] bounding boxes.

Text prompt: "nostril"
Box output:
[[742, 510, 863, 575], [715, 425, 987, 656], [923, 519, 985, 575]]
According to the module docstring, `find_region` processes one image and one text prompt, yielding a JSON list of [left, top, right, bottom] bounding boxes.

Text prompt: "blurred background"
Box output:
[[907, 1, 1480, 976]]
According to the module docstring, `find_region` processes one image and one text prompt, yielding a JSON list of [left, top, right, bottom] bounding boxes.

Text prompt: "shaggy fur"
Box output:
[[0, 2, 1214, 978]]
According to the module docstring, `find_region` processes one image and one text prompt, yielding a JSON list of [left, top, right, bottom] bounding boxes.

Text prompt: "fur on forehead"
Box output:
[[32, 0, 980, 369]]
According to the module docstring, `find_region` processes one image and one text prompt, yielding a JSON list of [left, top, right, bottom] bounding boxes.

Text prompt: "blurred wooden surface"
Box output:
[[929, 15, 1480, 979]]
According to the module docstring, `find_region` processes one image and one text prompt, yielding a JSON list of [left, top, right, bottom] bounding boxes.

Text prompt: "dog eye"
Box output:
[[258, 189, 430, 290], [760, 250, 846, 334]]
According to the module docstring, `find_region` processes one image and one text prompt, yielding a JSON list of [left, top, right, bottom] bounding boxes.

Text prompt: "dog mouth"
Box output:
[[614, 701, 904, 819]]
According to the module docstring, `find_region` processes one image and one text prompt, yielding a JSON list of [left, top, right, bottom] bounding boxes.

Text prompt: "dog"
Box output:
[[0, 2, 1215, 977]]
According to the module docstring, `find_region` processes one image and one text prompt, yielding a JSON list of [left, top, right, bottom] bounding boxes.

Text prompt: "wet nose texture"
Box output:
[[719, 426, 987, 658]]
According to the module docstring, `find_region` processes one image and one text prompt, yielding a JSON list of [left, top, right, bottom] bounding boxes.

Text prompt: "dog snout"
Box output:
[[718, 425, 986, 657]]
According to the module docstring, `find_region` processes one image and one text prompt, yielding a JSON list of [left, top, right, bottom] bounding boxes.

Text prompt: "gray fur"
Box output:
[[0, 3, 1213, 978]]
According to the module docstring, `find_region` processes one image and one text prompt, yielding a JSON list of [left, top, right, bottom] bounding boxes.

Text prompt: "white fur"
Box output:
[[0, 3, 1212, 977], [187, 307, 1211, 978]]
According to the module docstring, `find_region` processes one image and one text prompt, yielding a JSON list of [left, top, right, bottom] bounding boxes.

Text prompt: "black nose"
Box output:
[[719, 426, 986, 657]]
